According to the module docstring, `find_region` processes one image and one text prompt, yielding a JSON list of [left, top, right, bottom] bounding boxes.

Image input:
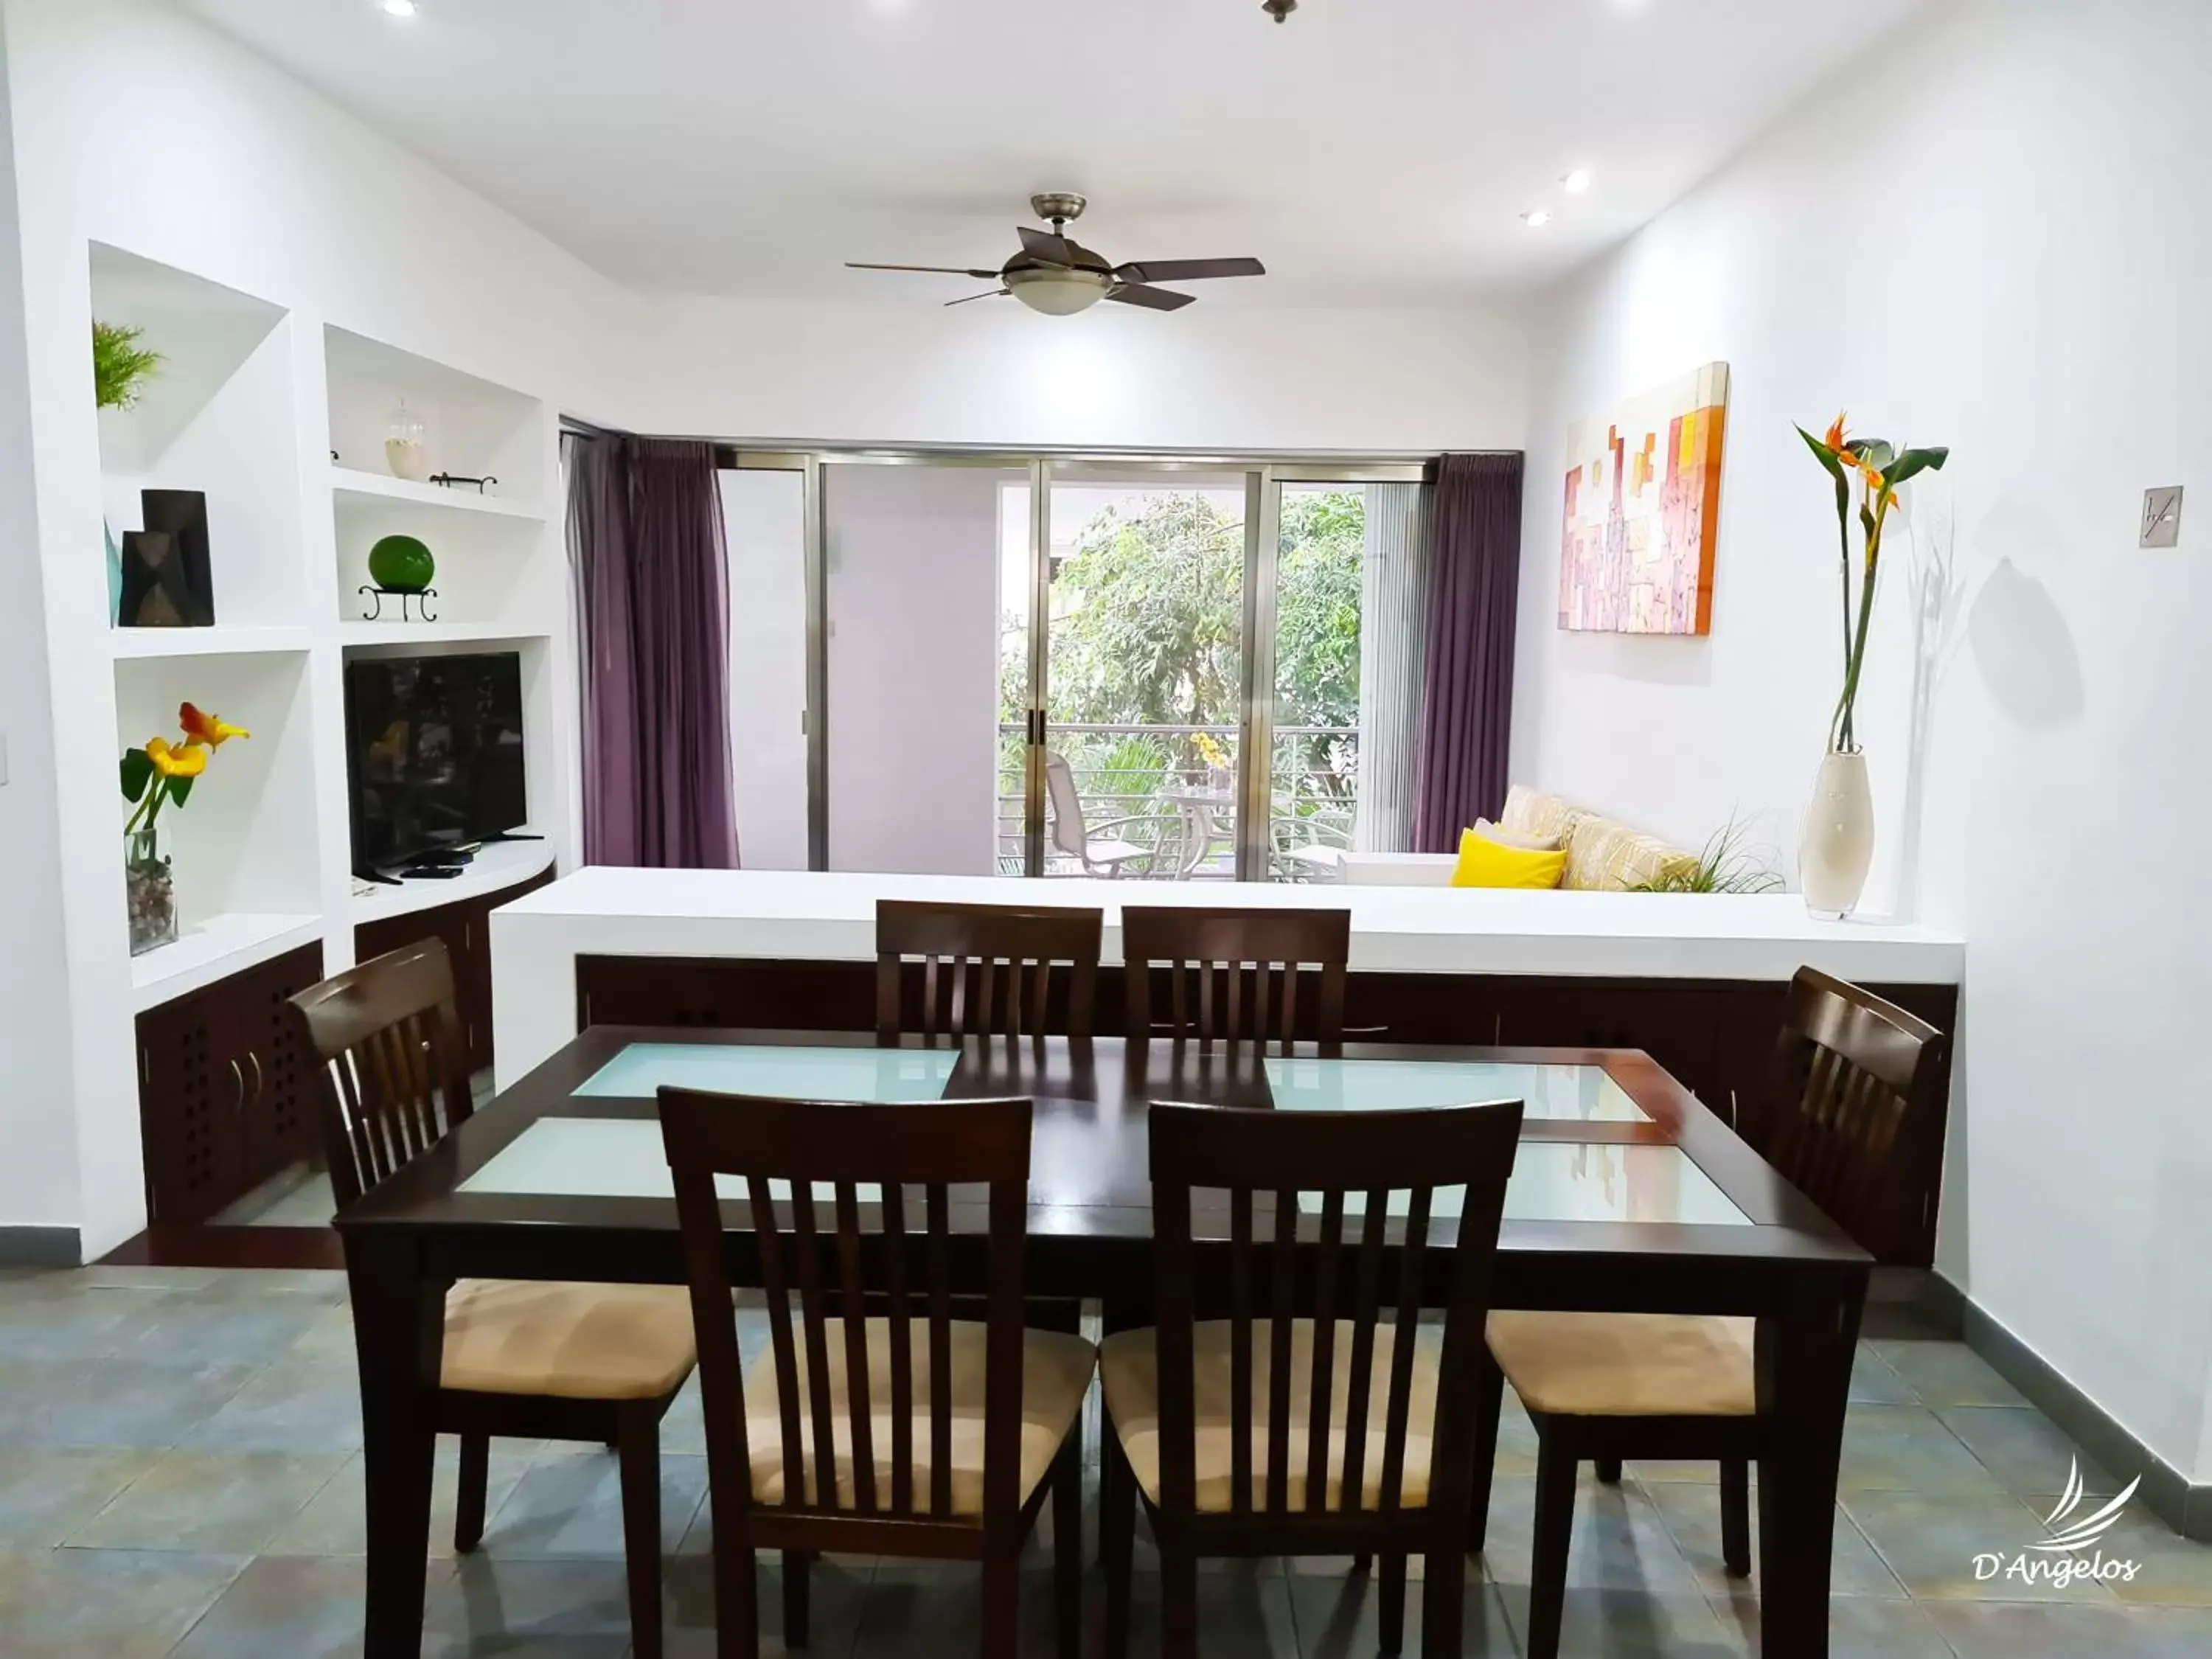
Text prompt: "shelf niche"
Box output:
[[114, 647, 323, 970], [338, 632, 568, 880], [91, 243, 303, 630], [324, 324, 543, 507]]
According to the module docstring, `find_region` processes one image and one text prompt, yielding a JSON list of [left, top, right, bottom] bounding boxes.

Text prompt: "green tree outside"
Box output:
[[998, 487, 1366, 844]]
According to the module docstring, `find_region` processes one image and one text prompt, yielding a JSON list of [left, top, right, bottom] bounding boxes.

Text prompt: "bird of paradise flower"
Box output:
[[121, 700, 251, 846]]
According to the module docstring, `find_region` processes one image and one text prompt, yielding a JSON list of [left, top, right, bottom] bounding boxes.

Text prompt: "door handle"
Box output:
[[229, 1058, 245, 1116], [247, 1051, 265, 1110]]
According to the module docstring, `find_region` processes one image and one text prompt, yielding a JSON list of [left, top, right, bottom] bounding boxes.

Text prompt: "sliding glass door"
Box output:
[[727, 447, 1430, 882], [1025, 465, 1251, 880], [1259, 474, 1427, 878]]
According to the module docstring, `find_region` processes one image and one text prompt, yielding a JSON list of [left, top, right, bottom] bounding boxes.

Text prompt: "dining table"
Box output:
[[336, 1026, 1872, 1659]]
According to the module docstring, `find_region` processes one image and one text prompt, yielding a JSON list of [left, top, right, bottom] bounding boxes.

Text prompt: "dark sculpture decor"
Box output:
[[119, 486, 217, 627]]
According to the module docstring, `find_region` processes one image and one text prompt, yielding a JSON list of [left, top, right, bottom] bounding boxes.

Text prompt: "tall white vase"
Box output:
[[1801, 748, 1874, 918]]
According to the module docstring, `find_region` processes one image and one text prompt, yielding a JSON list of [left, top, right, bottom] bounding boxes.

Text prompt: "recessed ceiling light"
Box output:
[[380, 0, 417, 16], [1521, 209, 1551, 228], [1562, 169, 1593, 194]]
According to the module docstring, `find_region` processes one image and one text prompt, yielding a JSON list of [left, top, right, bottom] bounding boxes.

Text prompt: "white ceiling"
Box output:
[[176, 0, 1919, 308]]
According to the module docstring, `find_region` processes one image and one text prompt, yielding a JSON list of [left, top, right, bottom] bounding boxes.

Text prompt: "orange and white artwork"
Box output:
[[1558, 361, 1729, 636]]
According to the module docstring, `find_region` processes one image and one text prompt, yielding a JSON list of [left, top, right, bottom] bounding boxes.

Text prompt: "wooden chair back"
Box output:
[[874, 900, 1103, 1045], [1146, 1098, 1523, 1540], [658, 1088, 1035, 1548], [1121, 905, 1350, 1054], [285, 939, 476, 1208], [1750, 966, 1947, 1239]]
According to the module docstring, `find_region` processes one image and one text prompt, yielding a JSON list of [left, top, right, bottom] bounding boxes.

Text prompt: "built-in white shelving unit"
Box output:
[[128, 913, 326, 1013], [350, 838, 557, 928], [80, 241, 574, 1015], [335, 620, 556, 648], [329, 465, 545, 521], [106, 626, 316, 660]]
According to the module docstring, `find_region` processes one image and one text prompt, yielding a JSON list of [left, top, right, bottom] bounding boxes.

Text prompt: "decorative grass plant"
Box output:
[[93, 319, 162, 411]]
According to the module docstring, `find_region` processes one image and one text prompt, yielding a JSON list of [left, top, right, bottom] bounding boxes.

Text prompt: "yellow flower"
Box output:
[[145, 736, 208, 778], [1823, 412, 1850, 452], [179, 702, 249, 747]]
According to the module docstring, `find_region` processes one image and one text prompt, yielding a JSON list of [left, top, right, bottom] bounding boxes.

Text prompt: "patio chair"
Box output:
[[1043, 750, 1180, 877], [1270, 809, 1354, 883]]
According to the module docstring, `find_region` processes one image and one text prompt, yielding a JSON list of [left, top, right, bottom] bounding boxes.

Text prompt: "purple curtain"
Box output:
[[567, 434, 740, 869], [1413, 452, 1525, 853]]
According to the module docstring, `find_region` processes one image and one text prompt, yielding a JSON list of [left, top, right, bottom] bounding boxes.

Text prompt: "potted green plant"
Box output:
[[93, 320, 162, 411], [94, 321, 163, 623], [1793, 414, 1947, 917]]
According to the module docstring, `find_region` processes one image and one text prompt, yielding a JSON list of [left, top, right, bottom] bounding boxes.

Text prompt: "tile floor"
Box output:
[[1, 1265, 2208, 1657]]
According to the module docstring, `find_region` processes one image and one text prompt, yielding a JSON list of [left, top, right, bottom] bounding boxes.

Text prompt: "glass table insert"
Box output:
[[572, 1043, 959, 1102], [1264, 1057, 1650, 1123]]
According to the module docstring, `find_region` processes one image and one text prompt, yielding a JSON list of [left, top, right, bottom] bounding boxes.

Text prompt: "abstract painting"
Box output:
[[1558, 361, 1730, 635]]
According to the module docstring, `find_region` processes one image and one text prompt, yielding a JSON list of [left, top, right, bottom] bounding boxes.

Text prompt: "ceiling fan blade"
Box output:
[[846, 262, 1006, 277], [1016, 226, 1077, 266], [945, 289, 1010, 307], [1105, 282, 1197, 312], [1113, 257, 1267, 283]]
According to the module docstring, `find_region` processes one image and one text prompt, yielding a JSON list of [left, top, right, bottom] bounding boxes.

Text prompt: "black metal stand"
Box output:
[[358, 585, 439, 622]]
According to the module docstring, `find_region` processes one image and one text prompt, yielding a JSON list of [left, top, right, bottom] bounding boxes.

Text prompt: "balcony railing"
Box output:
[[995, 720, 1358, 879]]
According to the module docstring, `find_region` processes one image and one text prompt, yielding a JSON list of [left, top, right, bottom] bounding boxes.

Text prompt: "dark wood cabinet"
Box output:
[[355, 862, 554, 1074], [136, 942, 324, 1225]]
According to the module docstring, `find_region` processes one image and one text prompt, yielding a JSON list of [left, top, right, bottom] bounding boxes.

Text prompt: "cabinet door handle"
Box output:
[[229, 1058, 246, 1115], [247, 1051, 265, 1109]]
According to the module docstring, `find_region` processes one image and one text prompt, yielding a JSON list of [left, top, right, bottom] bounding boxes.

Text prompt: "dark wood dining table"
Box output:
[[337, 1026, 1872, 1659]]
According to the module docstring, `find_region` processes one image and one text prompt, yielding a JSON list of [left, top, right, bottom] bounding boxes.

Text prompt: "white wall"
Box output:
[[0, 7, 83, 1237], [1512, 0, 2212, 1478], [635, 294, 1528, 455], [824, 465, 1010, 876]]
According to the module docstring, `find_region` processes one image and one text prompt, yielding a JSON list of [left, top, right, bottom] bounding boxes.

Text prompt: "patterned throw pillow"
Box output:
[[1562, 818, 1698, 891], [1472, 818, 1562, 853], [1499, 786, 1585, 845]]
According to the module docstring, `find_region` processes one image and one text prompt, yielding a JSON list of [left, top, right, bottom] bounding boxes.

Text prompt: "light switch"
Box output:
[[2142, 486, 2184, 548]]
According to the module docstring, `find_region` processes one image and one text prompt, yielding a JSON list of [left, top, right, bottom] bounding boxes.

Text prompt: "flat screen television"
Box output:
[[344, 652, 527, 874]]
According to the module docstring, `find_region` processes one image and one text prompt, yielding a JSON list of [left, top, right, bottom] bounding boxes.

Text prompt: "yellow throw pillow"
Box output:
[[1451, 827, 1568, 889]]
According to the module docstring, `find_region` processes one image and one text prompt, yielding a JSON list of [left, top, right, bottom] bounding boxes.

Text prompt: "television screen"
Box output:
[[344, 652, 527, 873]]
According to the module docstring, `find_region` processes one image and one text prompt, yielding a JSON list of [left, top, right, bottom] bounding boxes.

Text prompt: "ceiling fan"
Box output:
[[846, 192, 1267, 316]]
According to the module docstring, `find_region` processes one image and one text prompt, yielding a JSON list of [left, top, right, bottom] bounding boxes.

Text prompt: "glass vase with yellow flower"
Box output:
[[119, 701, 251, 956]]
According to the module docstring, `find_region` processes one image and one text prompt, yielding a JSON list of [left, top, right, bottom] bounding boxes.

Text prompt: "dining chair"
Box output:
[[1476, 966, 1948, 1659], [288, 939, 698, 1659], [658, 1088, 1095, 1659], [1100, 1097, 1526, 1659], [874, 899, 1104, 1045], [1120, 905, 1350, 1054]]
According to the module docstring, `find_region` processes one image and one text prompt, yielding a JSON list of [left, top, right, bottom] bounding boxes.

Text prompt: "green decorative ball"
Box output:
[[367, 533, 436, 593]]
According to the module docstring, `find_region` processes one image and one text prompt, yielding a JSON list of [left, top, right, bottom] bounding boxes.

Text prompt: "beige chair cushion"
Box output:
[[441, 1279, 698, 1400], [1100, 1319, 1439, 1513], [1486, 1310, 1756, 1417], [741, 1318, 1096, 1513]]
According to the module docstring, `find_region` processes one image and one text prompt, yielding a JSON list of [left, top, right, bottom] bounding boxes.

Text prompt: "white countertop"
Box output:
[[489, 867, 1962, 1086]]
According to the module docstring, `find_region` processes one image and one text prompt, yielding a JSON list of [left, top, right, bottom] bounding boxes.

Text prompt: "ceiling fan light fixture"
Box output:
[[1005, 266, 1110, 316]]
